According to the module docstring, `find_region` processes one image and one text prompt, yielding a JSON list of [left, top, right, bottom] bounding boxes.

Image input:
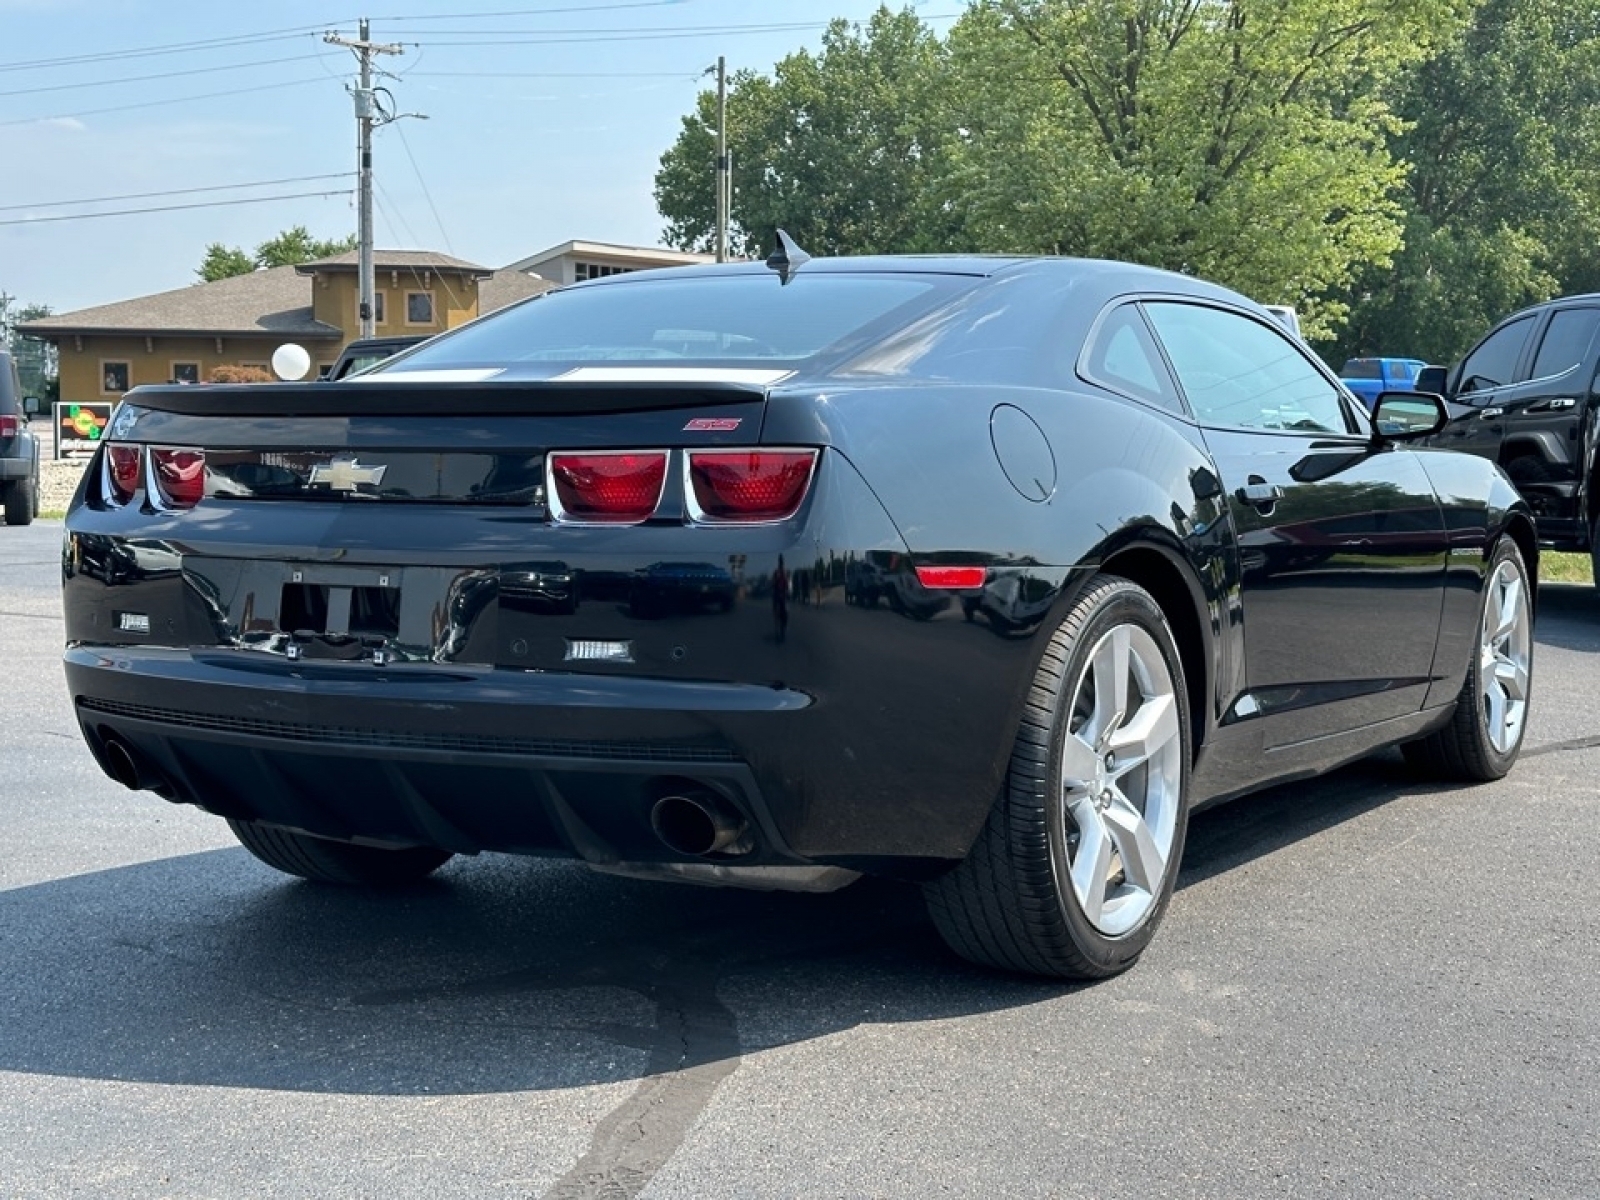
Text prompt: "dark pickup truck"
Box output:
[[1422, 294, 1600, 575], [0, 348, 40, 526]]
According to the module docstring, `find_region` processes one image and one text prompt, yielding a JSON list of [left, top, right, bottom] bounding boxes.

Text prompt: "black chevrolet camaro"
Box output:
[[61, 245, 1537, 979]]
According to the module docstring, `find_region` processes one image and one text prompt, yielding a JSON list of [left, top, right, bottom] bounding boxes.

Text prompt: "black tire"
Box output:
[[3, 473, 36, 527], [1403, 538, 1533, 782], [924, 576, 1191, 979], [227, 818, 453, 885]]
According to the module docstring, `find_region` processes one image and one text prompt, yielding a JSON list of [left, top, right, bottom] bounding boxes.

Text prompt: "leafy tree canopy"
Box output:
[[655, 0, 1491, 344], [196, 226, 358, 282], [1334, 0, 1600, 363], [655, 7, 957, 259]]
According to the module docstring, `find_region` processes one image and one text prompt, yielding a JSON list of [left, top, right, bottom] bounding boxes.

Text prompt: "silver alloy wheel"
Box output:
[[1481, 556, 1532, 755], [1059, 623, 1184, 937]]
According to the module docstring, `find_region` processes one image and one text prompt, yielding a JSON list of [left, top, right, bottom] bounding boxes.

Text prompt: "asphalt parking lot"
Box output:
[[3, 518, 1598, 1199]]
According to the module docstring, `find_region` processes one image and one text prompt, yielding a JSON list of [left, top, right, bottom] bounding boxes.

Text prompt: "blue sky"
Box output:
[[0, 0, 961, 314]]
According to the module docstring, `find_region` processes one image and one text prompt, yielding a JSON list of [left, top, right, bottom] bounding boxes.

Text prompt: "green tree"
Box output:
[[936, 0, 1473, 341], [0, 294, 56, 399], [197, 243, 255, 282], [1335, 0, 1600, 363], [195, 226, 357, 282], [254, 225, 357, 269], [654, 6, 958, 258]]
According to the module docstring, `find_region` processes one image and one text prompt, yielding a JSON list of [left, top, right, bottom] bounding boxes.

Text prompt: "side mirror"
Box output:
[[1373, 391, 1447, 440], [22, 396, 39, 417], [1415, 365, 1449, 397]]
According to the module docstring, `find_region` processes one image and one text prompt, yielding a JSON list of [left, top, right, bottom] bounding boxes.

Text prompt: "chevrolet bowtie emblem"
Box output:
[[309, 456, 388, 492]]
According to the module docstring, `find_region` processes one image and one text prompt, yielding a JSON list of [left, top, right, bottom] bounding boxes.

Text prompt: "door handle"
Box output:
[[1529, 397, 1577, 412], [1237, 481, 1283, 510], [1479, 407, 1505, 419]]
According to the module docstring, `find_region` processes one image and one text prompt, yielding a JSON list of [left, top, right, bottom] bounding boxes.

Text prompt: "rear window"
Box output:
[[383, 273, 951, 371]]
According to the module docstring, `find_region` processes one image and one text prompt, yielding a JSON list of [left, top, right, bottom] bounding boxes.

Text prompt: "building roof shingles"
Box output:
[[20, 265, 342, 340]]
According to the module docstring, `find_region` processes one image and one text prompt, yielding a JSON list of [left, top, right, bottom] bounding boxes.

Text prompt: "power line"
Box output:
[[392, 120, 454, 257], [0, 173, 356, 215], [0, 76, 340, 128], [392, 21, 827, 41], [375, 1, 694, 19], [0, 52, 346, 99], [0, 26, 345, 73], [0, 190, 352, 228], [406, 69, 701, 78]]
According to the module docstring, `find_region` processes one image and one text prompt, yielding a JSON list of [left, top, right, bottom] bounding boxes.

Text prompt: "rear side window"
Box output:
[[386, 274, 954, 370], [1081, 304, 1183, 413], [1341, 359, 1382, 379], [1144, 302, 1352, 433], [1529, 308, 1600, 381], [1458, 315, 1534, 394]]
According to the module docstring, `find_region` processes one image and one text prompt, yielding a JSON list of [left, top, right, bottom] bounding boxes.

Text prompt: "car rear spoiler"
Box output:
[[118, 378, 775, 419]]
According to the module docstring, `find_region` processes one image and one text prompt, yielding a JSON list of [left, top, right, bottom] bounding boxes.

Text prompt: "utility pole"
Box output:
[[715, 55, 729, 263], [325, 20, 403, 338]]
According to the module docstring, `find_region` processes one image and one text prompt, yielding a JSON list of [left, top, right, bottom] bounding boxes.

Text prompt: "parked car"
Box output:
[[0, 348, 40, 526], [61, 245, 1536, 980], [1418, 294, 1600, 578], [1338, 357, 1427, 410], [322, 335, 429, 380]]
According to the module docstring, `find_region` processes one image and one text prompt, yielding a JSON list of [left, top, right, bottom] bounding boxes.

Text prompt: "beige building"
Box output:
[[21, 250, 552, 404], [505, 239, 714, 286]]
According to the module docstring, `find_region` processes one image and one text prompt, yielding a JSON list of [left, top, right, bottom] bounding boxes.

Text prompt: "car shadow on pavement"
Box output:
[[0, 752, 1438, 1103], [1531, 582, 1600, 652]]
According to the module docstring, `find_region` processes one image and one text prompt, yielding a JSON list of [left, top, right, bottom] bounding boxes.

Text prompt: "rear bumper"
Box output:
[[0, 452, 35, 481], [68, 645, 802, 865]]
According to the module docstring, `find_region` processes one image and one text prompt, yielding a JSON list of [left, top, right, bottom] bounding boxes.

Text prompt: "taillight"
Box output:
[[686, 449, 817, 522], [151, 447, 206, 509], [0, 415, 18, 439], [548, 451, 668, 523], [106, 444, 142, 504]]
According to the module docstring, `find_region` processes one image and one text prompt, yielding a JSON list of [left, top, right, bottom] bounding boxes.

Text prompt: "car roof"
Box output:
[[566, 253, 1238, 299]]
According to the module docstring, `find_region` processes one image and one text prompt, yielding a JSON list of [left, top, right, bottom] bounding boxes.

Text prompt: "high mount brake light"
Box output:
[[151, 447, 206, 509], [686, 449, 817, 522], [106, 443, 142, 505], [548, 451, 668, 523]]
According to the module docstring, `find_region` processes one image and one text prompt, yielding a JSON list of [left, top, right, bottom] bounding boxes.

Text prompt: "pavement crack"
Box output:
[[1524, 734, 1600, 759], [544, 976, 741, 1200]]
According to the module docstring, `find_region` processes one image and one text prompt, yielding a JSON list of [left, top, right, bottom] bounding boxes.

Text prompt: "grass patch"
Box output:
[[1540, 550, 1591, 585]]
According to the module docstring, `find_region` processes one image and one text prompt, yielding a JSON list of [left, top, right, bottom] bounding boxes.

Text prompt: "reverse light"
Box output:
[[686, 449, 817, 522], [548, 451, 668, 523], [915, 565, 988, 590], [151, 447, 206, 509], [106, 443, 142, 505]]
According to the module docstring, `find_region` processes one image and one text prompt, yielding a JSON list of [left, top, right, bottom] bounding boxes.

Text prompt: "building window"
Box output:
[[405, 291, 436, 325], [171, 362, 200, 384], [358, 292, 387, 324], [574, 262, 633, 282], [101, 361, 130, 394]]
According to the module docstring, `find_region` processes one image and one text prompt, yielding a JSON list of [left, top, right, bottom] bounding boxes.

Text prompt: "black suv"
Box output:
[[0, 348, 40, 526], [322, 335, 428, 381], [1423, 295, 1600, 569]]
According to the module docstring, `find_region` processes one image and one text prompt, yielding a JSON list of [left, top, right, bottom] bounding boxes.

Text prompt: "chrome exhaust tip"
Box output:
[[650, 791, 751, 857]]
